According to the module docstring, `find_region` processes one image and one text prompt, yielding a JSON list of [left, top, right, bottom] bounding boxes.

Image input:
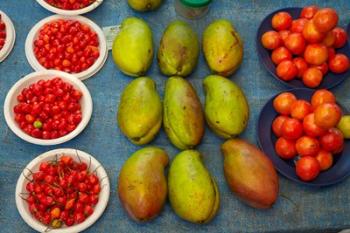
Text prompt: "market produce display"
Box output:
[[260, 5, 349, 88], [127, 0, 162, 11], [117, 77, 162, 145], [112, 17, 153, 77], [158, 20, 199, 77], [168, 150, 220, 224], [0, 13, 6, 51], [118, 147, 168, 222], [44, 0, 96, 10], [33, 19, 100, 73], [272, 89, 345, 181], [13, 77, 83, 139], [163, 76, 204, 149], [23, 155, 101, 228]]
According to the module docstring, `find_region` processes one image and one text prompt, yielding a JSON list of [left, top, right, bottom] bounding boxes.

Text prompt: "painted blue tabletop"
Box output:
[[1, 0, 350, 233]]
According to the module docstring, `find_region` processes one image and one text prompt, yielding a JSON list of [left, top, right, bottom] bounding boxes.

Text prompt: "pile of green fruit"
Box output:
[[112, 16, 279, 223]]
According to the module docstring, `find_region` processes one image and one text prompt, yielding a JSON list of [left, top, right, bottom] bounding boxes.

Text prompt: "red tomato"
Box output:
[[302, 67, 323, 88], [272, 115, 289, 137], [279, 30, 291, 42], [273, 92, 297, 115], [300, 5, 319, 19], [315, 150, 333, 171], [290, 100, 312, 120], [311, 89, 336, 109], [272, 12, 293, 31], [302, 20, 325, 43], [275, 137, 297, 159], [320, 128, 344, 154], [296, 156, 320, 181], [313, 8, 339, 33], [281, 118, 303, 140], [329, 54, 350, 74], [332, 27, 348, 48], [261, 31, 282, 50], [328, 47, 336, 61], [304, 44, 328, 65], [295, 136, 320, 157], [303, 113, 326, 137], [276, 60, 298, 81], [284, 33, 306, 55], [291, 18, 308, 33], [322, 30, 336, 47], [314, 103, 342, 130], [293, 57, 308, 78], [312, 63, 328, 75], [271, 47, 292, 65]]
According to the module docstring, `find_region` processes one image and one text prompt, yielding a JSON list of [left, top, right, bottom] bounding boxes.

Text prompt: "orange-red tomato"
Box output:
[[272, 115, 289, 137], [313, 8, 338, 33], [296, 136, 320, 157], [272, 12, 293, 31], [281, 118, 303, 140], [322, 30, 336, 47], [304, 44, 328, 66], [302, 20, 325, 43], [332, 27, 348, 48], [312, 63, 328, 75], [311, 89, 336, 109], [273, 92, 297, 115], [284, 33, 306, 55], [303, 113, 326, 137], [296, 156, 320, 181], [279, 30, 291, 42], [328, 47, 336, 61], [275, 137, 297, 159], [315, 150, 333, 171], [261, 31, 282, 50], [293, 57, 308, 78], [276, 60, 298, 81], [271, 47, 292, 65], [320, 128, 344, 154], [291, 100, 312, 120], [300, 5, 319, 19], [302, 67, 323, 88], [291, 18, 308, 33], [314, 103, 342, 130], [329, 54, 350, 74]]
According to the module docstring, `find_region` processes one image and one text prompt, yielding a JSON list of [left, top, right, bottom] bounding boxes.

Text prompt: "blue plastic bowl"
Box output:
[[256, 7, 350, 90], [257, 88, 350, 187]]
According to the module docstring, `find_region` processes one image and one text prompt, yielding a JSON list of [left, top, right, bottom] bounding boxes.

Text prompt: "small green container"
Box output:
[[175, 0, 212, 19]]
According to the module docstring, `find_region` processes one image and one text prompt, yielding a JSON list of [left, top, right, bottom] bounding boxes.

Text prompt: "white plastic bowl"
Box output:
[[15, 148, 110, 233], [4, 70, 93, 146], [25, 14, 107, 81], [0, 10, 16, 62], [36, 0, 104, 16]]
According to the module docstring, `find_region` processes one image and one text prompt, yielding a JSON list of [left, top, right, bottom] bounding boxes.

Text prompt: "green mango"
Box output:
[[118, 147, 168, 221], [168, 150, 220, 223], [112, 17, 153, 77], [163, 76, 204, 149], [203, 75, 249, 138], [222, 139, 279, 209], [117, 77, 162, 145], [128, 0, 162, 11], [203, 19, 243, 76], [158, 20, 199, 77]]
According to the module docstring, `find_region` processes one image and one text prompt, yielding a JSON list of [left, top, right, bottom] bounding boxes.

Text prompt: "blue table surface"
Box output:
[[1, 0, 350, 233]]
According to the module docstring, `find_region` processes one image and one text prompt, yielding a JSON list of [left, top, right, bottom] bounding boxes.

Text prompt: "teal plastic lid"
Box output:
[[180, 0, 212, 7]]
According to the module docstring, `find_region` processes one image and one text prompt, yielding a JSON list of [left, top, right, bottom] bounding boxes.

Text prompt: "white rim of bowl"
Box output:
[[3, 70, 93, 146], [25, 14, 108, 81], [36, 0, 104, 16], [0, 10, 16, 62], [15, 148, 110, 233]]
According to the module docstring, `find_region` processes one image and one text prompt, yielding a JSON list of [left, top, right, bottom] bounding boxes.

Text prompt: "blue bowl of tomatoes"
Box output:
[[257, 88, 350, 187], [257, 6, 350, 89]]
